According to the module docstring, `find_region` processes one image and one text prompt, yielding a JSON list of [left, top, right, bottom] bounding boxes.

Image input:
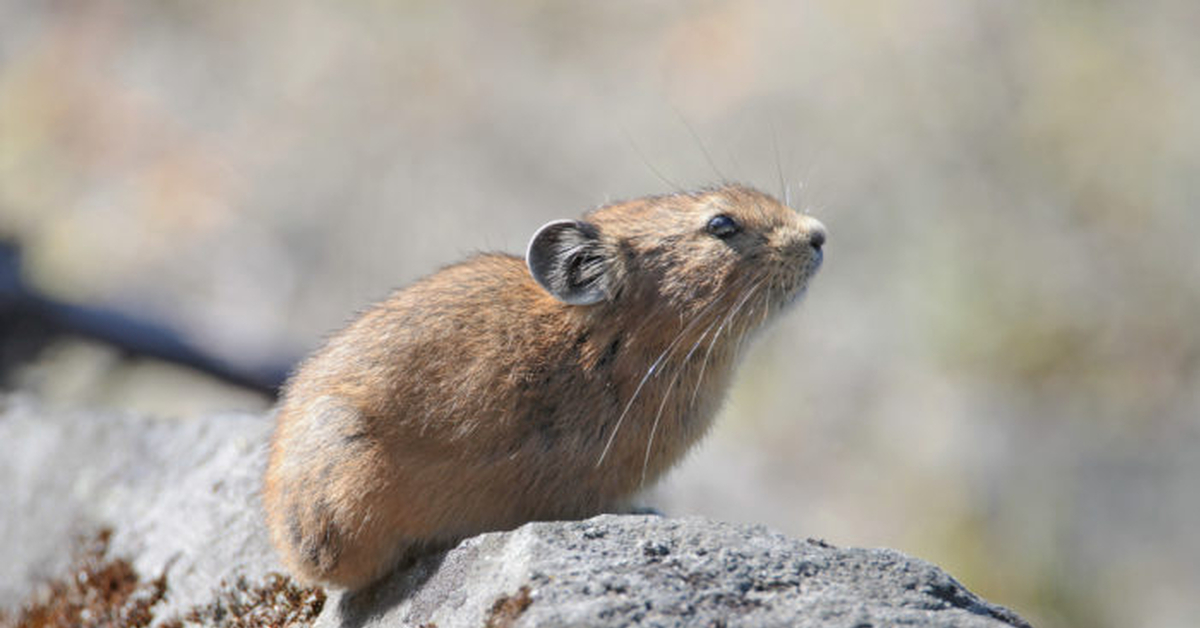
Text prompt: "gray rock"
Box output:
[[0, 397, 1029, 627], [0, 395, 283, 620], [320, 516, 1030, 628]]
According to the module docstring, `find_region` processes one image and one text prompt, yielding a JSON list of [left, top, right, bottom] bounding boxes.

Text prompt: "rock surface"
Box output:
[[0, 397, 1030, 627], [0, 396, 281, 621], [325, 516, 1030, 628]]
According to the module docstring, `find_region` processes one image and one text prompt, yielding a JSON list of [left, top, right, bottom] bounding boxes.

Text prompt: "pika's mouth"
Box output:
[[809, 247, 824, 273], [796, 216, 826, 277], [764, 250, 822, 311]]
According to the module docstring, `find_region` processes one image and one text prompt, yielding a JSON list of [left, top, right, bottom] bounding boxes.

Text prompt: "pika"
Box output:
[[263, 184, 826, 589]]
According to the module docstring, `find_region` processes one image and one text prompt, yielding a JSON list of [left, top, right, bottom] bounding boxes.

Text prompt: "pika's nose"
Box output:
[[803, 217, 826, 250]]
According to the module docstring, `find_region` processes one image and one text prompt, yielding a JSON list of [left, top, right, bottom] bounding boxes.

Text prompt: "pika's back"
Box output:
[[287, 254, 550, 406], [263, 184, 826, 590]]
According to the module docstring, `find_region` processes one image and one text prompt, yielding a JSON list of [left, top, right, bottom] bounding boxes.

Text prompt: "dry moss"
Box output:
[[170, 574, 324, 628], [0, 530, 166, 628], [483, 585, 533, 628], [1, 530, 325, 628]]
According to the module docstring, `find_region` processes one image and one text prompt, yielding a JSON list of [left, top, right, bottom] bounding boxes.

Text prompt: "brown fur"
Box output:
[[262, 184, 826, 589]]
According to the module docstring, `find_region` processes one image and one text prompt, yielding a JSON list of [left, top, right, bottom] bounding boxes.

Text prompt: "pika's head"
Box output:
[[527, 185, 825, 320]]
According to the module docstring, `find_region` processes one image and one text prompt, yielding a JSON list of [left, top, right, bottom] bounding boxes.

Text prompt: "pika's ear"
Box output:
[[526, 220, 612, 305]]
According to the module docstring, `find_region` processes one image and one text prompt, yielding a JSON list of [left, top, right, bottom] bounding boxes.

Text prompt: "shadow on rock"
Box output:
[[332, 551, 448, 628]]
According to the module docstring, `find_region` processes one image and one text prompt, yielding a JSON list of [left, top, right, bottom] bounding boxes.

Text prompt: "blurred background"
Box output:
[[2, 1, 1198, 626]]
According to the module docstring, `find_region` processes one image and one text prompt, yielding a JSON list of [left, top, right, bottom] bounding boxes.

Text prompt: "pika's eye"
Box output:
[[706, 214, 741, 238]]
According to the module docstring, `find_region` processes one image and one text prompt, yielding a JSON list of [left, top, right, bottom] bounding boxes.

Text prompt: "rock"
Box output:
[[320, 516, 1030, 628], [0, 395, 282, 620], [0, 397, 1030, 627]]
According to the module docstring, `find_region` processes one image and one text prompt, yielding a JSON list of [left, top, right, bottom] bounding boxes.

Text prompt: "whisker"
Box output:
[[595, 279, 747, 468], [640, 314, 722, 485], [731, 281, 768, 360], [770, 120, 788, 204], [690, 285, 752, 408], [691, 277, 765, 408], [736, 300, 759, 356], [673, 106, 727, 183], [762, 276, 775, 324], [621, 125, 684, 193]]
